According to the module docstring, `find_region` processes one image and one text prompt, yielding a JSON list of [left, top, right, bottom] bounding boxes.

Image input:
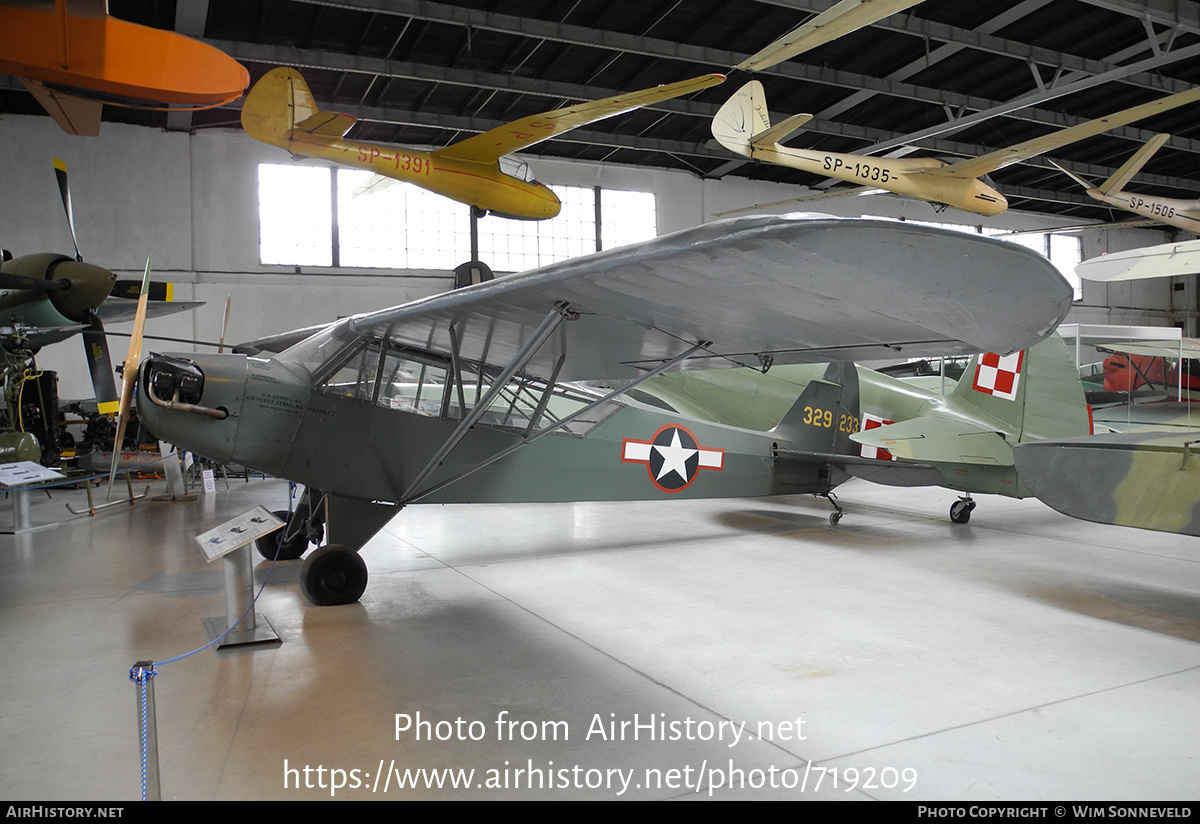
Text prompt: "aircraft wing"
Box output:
[[930, 85, 1200, 181], [94, 297, 205, 324], [1094, 339, 1200, 359], [1091, 402, 1200, 432], [1014, 432, 1200, 536], [713, 185, 883, 217], [736, 0, 927, 72], [850, 416, 1014, 465], [341, 213, 1073, 383], [1076, 239, 1200, 282], [431, 74, 725, 164]]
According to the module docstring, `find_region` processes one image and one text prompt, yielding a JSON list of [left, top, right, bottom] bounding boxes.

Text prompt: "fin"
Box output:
[[1096, 133, 1170, 195], [771, 360, 861, 455], [711, 80, 772, 158], [948, 333, 1091, 442], [241, 66, 325, 148]]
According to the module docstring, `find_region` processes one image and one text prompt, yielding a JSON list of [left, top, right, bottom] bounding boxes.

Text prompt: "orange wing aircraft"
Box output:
[[0, 0, 248, 136], [241, 66, 725, 220]]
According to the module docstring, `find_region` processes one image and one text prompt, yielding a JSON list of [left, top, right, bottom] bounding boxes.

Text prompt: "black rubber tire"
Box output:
[[300, 544, 368, 606], [950, 501, 972, 524], [255, 509, 308, 560]]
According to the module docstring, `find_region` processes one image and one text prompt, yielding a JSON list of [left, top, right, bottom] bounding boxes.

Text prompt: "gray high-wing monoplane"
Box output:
[[135, 214, 1074, 606]]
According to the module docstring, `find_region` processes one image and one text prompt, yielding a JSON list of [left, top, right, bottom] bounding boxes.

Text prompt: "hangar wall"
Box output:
[[0, 112, 1189, 398]]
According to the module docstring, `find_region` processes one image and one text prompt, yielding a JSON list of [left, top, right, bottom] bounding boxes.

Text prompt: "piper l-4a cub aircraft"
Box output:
[[242, 66, 723, 220], [136, 214, 1074, 606], [712, 80, 1200, 217]]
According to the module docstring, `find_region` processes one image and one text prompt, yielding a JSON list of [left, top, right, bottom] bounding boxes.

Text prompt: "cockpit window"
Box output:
[[499, 155, 534, 183], [300, 332, 618, 435]]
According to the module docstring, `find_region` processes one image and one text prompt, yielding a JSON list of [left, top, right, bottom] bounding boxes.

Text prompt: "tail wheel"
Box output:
[[300, 544, 368, 606], [949, 499, 976, 524]]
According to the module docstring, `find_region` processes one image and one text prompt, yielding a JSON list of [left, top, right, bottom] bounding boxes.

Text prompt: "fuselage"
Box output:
[[753, 146, 1010, 216], [1085, 188, 1200, 233], [271, 131, 563, 220], [137, 350, 843, 506]]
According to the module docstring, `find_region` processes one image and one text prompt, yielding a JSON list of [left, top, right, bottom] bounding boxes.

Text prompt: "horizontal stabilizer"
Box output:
[[297, 111, 356, 138], [1098, 133, 1170, 195], [751, 113, 814, 150], [1047, 159, 1094, 191], [851, 417, 1013, 466]]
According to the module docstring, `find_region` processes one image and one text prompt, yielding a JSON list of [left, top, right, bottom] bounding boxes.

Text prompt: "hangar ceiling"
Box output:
[[3, 0, 1200, 225]]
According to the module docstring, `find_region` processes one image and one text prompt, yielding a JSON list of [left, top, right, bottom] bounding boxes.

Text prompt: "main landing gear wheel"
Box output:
[[300, 544, 368, 606], [255, 509, 308, 561], [949, 498, 976, 524]]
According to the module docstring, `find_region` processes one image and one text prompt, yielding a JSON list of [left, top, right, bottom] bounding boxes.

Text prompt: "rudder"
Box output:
[[240, 67, 319, 147]]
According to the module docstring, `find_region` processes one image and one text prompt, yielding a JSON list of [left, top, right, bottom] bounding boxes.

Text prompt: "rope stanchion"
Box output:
[[128, 661, 160, 802]]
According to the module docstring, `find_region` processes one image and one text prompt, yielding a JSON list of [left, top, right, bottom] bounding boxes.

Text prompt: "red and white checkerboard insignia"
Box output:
[[972, 351, 1025, 401], [860, 413, 895, 461]]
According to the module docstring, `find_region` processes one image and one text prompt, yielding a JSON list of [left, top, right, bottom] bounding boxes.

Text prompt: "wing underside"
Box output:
[[329, 214, 1073, 383], [433, 74, 725, 164]]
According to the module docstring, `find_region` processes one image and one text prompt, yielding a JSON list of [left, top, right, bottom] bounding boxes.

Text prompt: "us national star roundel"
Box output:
[[621, 424, 725, 493]]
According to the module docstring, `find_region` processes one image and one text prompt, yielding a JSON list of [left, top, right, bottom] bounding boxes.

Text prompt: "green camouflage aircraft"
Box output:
[[636, 332, 1092, 523], [135, 213, 1074, 606], [1016, 431, 1200, 537]]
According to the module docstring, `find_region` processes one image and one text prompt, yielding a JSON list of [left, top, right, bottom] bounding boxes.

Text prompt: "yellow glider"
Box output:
[[712, 80, 1200, 217], [242, 67, 724, 220], [1050, 134, 1200, 233]]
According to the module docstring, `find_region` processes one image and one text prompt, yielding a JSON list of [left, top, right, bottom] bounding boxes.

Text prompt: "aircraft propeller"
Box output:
[[107, 258, 152, 497]]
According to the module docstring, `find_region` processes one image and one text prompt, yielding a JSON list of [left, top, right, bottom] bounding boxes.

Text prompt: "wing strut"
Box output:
[[400, 302, 576, 502], [402, 339, 711, 505]]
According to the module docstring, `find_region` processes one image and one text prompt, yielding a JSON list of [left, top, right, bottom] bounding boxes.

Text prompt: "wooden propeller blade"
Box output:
[[107, 257, 152, 497]]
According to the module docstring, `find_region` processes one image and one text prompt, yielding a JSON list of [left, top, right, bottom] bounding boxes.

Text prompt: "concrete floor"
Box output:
[[1, 477, 1198, 801]]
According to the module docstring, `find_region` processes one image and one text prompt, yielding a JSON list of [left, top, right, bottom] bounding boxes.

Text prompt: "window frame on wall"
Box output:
[[256, 162, 657, 272]]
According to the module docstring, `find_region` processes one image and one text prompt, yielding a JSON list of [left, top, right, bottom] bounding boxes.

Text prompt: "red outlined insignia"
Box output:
[[621, 424, 724, 493]]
